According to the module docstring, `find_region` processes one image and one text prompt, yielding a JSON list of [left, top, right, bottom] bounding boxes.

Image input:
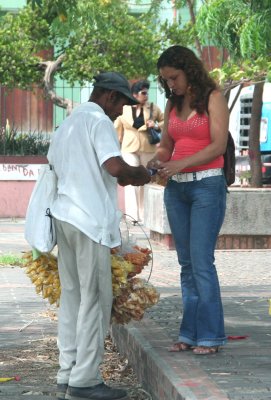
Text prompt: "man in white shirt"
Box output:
[[48, 72, 150, 400]]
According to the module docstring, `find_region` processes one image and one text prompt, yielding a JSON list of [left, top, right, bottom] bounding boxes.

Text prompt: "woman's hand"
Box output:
[[146, 119, 155, 128], [158, 159, 187, 178], [146, 119, 159, 129], [147, 158, 162, 170]]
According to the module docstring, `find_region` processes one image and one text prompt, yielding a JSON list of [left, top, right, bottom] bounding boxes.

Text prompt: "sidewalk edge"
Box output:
[[112, 318, 229, 400]]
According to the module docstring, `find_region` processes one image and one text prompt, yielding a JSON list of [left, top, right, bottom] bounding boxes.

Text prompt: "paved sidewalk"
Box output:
[[0, 266, 57, 399], [113, 228, 271, 400], [0, 219, 271, 400], [0, 218, 30, 255]]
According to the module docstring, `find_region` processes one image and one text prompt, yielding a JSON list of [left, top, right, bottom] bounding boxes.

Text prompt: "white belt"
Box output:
[[170, 168, 223, 183]]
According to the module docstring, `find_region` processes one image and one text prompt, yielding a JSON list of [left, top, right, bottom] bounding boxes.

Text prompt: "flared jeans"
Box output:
[[164, 175, 227, 347]]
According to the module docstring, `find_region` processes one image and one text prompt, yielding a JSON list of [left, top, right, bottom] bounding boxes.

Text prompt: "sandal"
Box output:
[[168, 342, 192, 352], [193, 346, 219, 355]]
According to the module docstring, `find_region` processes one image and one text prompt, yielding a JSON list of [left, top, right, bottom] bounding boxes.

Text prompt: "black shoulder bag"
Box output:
[[147, 103, 161, 145], [206, 92, 235, 186]]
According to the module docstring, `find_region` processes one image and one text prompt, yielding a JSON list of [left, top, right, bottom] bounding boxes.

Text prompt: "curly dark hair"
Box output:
[[157, 45, 217, 113]]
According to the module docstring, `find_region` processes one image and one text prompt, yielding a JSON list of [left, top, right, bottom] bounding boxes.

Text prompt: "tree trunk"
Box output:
[[249, 82, 264, 187], [186, 0, 203, 59]]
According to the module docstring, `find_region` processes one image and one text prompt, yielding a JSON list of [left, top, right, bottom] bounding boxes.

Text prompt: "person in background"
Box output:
[[48, 71, 150, 400], [114, 79, 164, 223], [148, 45, 229, 355]]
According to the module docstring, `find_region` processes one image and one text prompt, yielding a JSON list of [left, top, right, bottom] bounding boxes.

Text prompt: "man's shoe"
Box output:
[[56, 383, 68, 399], [65, 382, 128, 400]]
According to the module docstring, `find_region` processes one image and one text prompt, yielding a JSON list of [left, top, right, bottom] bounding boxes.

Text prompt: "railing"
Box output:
[[0, 83, 164, 155], [0, 84, 91, 135]]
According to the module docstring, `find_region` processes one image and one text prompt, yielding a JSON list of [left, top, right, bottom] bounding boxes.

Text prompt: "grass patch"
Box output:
[[0, 254, 26, 266]]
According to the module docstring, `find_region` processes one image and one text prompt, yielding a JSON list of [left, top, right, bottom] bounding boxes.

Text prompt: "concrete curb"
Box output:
[[112, 319, 228, 400]]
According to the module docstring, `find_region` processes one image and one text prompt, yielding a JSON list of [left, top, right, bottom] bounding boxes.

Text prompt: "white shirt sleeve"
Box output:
[[91, 118, 121, 166]]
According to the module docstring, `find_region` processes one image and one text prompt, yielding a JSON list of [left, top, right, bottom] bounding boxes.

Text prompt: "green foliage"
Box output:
[[28, 0, 77, 23], [210, 56, 271, 87], [0, 0, 163, 89], [251, 0, 271, 11], [3, 0, 271, 93], [196, 0, 249, 58], [0, 6, 51, 88], [159, 20, 196, 49], [240, 10, 271, 58], [239, 170, 252, 182], [58, 1, 161, 84], [0, 127, 50, 155], [195, 0, 271, 86], [196, 0, 271, 61], [0, 254, 25, 267]]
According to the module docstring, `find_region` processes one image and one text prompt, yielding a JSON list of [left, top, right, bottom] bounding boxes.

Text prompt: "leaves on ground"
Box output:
[[0, 316, 151, 399]]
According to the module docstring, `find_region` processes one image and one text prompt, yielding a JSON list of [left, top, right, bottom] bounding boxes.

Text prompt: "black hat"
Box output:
[[93, 72, 139, 105]]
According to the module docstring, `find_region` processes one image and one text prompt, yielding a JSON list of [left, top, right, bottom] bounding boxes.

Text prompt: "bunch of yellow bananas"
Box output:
[[21, 246, 159, 324], [111, 254, 135, 297], [22, 251, 60, 306]]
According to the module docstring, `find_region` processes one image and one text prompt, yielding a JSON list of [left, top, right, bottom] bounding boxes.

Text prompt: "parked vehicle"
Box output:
[[235, 154, 271, 185], [261, 154, 271, 184], [230, 83, 271, 185]]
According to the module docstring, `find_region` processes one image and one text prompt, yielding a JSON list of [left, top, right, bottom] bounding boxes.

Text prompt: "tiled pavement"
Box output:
[[114, 226, 271, 400], [0, 266, 57, 399], [1, 219, 271, 399], [0, 219, 29, 255]]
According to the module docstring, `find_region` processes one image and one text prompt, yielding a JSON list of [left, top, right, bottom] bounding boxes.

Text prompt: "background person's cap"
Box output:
[[93, 72, 139, 105]]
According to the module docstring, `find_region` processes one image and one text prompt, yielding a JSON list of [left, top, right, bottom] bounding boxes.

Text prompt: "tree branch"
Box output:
[[39, 54, 74, 115], [229, 83, 243, 114]]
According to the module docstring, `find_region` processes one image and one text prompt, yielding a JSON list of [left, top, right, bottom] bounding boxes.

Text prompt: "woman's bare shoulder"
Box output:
[[208, 89, 227, 101], [207, 89, 229, 124], [208, 89, 228, 109]]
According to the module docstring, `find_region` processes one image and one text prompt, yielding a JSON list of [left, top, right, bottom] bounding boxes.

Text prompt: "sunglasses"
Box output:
[[138, 91, 148, 95]]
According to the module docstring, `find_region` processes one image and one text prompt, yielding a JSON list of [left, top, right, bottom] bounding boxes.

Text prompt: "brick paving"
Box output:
[[0, 267, 57, 399], [0, 219, 29, 255], [1, 219, 271, 400], [113, 226, 271, 400]]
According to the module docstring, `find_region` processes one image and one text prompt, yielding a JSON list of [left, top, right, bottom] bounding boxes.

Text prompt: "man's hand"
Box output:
[[117, 176, 133, 186], [132, 165, 151, 186], [118, 165, 150, 186], [104, 157, 151, 187]]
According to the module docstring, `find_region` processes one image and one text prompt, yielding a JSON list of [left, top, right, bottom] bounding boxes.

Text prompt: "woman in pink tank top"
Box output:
[[148, 45, 229, 355]]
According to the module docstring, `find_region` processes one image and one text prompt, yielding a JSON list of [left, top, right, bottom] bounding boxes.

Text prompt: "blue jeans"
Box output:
[[164, 175, 227, 347]]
